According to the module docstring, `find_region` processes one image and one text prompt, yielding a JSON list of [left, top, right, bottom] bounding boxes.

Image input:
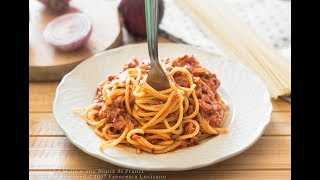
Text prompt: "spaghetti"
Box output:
[[82, 54, 227, 154], [176, 0, 291, 98]]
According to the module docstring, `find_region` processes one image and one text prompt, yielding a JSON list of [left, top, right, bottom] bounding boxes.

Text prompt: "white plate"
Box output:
[[53, 43, 272, 171]]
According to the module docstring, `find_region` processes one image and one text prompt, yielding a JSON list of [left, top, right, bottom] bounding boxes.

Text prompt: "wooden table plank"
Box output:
[[29, 170, 290, 180], [263, 112, 291, 135], [272, 99, 291, 112], [29, 83, 291, 112], [29, 136, 290, 170], [30, 113, 64, 136], [29, 82, 58, 112], [29, 112, 291, 136]]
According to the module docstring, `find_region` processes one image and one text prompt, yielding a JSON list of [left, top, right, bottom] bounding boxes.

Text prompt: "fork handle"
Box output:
[[145, 0, 160, 67]]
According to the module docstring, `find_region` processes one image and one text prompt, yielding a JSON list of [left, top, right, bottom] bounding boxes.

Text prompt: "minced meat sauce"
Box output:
[[93, 54, 224, 148]]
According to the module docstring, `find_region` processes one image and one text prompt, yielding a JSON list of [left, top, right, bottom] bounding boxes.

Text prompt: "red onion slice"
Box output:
[[43, 12, 92, 51]]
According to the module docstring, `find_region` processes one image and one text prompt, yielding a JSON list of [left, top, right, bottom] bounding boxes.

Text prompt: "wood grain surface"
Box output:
[[29, 34, 291, 179], [29, 0, 122, 81]]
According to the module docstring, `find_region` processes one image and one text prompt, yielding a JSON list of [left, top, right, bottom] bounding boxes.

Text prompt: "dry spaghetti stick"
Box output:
[[177, 0, 291, 98]]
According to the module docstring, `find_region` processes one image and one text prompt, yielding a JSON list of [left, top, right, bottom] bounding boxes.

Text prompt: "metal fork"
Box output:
[[145, 0, 170, 90]]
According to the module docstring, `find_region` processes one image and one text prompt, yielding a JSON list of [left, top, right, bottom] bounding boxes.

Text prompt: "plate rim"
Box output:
[[53, 43, 273, 171]]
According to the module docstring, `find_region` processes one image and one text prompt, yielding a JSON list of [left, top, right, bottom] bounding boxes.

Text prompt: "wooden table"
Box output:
[[29, 30, 291, 180]]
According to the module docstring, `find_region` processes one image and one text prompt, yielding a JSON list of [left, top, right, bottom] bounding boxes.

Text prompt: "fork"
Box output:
[[145, 0, 171, 90]]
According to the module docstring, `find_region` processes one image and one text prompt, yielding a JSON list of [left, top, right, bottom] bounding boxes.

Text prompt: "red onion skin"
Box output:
[[39, 0, 70, 13], [118, 0, 164, 37]]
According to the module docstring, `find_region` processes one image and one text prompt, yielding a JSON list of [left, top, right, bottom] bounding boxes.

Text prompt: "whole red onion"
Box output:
[[118, 0, 164, 37]]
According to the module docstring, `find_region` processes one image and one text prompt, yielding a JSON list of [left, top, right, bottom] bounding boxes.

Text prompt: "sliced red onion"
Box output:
[[43, 13, 92, 51]]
